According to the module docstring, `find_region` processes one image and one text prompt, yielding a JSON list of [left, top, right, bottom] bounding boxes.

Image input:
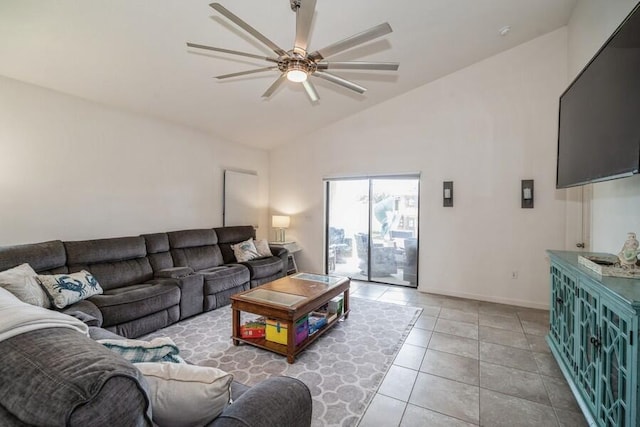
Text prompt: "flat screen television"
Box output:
[[556, 3, 640, 189]]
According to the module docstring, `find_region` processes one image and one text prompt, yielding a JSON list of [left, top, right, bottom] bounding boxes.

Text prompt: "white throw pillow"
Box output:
[[136, 362, 233, 427], [254, 239, 273, 257], [0, 263, 50, 308], [37, 270, 103, 309], [231, 238, 260, 262]]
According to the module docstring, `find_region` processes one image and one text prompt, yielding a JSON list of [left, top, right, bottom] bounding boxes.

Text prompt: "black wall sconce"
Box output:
[[443, 181, 453, 207], [521, 179, 534, 208]]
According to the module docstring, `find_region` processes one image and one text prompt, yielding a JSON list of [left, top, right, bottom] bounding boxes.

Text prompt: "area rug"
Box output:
[[141, 297, 422, 427]]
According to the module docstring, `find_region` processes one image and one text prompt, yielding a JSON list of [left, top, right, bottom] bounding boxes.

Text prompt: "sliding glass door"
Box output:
[[326, 176, 419, 287]]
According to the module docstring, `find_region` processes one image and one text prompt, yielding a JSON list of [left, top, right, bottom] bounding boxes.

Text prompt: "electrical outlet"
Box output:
[[511, 271, 518, 279]]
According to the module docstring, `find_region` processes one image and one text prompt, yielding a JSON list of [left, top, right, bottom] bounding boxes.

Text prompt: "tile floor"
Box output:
[[350, 281, 588, 427]]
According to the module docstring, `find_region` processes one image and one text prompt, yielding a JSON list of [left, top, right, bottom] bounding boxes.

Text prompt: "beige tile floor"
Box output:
[[350, 281, 588, 427]]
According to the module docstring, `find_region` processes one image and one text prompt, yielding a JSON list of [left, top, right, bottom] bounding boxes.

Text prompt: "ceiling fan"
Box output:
[[187, 0, 399, 102]]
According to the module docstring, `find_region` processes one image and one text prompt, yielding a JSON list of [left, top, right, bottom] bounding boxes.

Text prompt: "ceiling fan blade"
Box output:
[[216, 66, 277, 79], [316, 61, 399, 71], [302, 80, 319, 102], [294, 0, 317, 54], [308, 22, 392, 61], [313, 71, 367, 94], [262, 74, 287, 98], [187, 42, 279, 63], [210, 3, 289, 58]]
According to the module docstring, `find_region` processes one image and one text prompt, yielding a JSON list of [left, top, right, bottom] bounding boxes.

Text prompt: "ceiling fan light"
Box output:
[[287, 69, 308, 82]]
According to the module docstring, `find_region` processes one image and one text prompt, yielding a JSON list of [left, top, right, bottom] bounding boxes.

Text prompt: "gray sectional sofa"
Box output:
[[0, 225, 288, 338], [0, 225, 311, 427]]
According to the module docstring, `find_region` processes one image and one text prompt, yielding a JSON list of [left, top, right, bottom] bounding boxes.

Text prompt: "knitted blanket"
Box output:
[[98, 337, 185, 364]]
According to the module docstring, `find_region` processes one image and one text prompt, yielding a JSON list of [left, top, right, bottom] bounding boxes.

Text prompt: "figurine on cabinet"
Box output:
[[617, 232, 640, 269]]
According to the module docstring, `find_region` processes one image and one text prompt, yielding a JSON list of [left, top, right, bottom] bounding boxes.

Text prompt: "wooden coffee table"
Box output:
[[230, 273, 350, 363]]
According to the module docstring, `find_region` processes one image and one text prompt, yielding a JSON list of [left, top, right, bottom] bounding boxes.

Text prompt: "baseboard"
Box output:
[[419, 287, 549, 310]]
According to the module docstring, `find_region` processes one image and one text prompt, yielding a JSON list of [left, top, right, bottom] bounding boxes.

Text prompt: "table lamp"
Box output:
[[272, 215, 290, 242]]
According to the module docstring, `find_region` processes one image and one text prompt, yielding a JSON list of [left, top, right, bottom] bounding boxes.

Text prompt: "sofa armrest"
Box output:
[[155, 267, 194, 279], [0, 328, 152, 427], [211, 377, 311, 427], [269, 247, 289, 275], [143, 275, 203, 320], [269, 246, 288, 258], [62, 299, 103, 327]]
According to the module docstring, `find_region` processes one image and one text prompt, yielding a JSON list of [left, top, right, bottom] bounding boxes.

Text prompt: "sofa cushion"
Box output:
[[0, 263, 50, 308], [201, 265, 250, 294], [37, 270, 103, 309], [90, 282, 180, 327], [65, 236, 147, 264], [168, 229, 217, 248], [0, 240, 67, 274], [242, 257, 284, 280], [65, 237, 154, 290], [136, 362, 233, 427], [172, 245, 224, 272], [167, 229, 224, 272], [154, 266, 193, 279], [106, 307, 180, 339], [84, 258, 155, 291], [142, 233, 174, 272], [148, 252, 174, 272], [0, 328, 152, 427], [142, 233, 170, 254], [214, 226, 255, 244], [214, 226, 255, 264]]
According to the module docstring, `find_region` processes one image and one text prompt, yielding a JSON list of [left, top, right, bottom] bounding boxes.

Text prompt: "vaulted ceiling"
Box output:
[[0, 0, 577, 149]]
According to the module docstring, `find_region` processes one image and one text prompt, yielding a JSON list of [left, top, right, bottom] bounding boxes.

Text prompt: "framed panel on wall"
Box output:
[[223, 170, 258, 227]]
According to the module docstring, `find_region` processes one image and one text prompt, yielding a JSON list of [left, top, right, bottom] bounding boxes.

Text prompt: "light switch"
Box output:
[[521, 179, 534, 208], [443, 181, 453, 207]]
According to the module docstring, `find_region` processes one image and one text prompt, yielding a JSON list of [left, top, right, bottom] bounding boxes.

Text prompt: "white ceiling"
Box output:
[[0, 0, 577, 150]]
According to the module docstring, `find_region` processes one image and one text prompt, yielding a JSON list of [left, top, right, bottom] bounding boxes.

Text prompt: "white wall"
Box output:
[[270, 29, 569, 309], [567, 0, 640, 254], [0, 76, 270, 245]]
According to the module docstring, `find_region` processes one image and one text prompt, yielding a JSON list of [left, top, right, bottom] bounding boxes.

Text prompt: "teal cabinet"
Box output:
[[597, 293, 634, 425], [547, 251, 639, 427], [549, 263, 578, 372], [576, 280, 601, 417]]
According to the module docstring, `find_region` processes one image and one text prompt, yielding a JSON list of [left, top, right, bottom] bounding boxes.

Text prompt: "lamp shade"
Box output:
[[272, 215, 290, 228]]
